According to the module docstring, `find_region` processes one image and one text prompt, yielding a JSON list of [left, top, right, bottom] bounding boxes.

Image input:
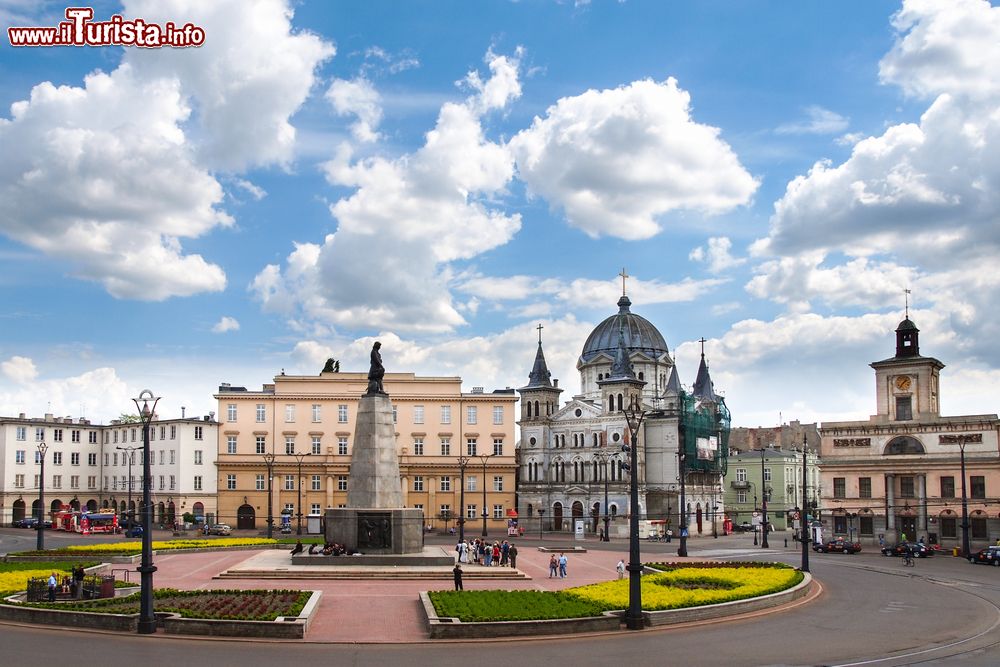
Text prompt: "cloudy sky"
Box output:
[[2, 0, 999, 428]]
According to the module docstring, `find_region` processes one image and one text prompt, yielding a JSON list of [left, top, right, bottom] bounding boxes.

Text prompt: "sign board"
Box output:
[[574, 519, 585, 540]]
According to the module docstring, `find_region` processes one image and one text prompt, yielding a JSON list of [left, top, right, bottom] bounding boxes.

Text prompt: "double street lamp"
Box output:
[[291, 452, 311, 535], [36, 441, 48, 551], [594, 449, 612, 542], [478, 452, 493, 537], [956, 435, 975, 557], [457, 454, 472, 543], [760, 449, 770, 549], [133, 389, 160, 635], [622, 396, 646, 631], [117, 445, 141, 532], [261, 452, 276, 539]]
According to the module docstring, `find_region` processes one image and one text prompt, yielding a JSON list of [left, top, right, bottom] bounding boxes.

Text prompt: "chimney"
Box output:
[[554, 379, 559, 387], [181, 406, 186, 418]]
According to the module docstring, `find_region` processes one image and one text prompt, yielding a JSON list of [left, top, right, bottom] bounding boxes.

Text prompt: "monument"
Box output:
[[318, 342, 436, 560]]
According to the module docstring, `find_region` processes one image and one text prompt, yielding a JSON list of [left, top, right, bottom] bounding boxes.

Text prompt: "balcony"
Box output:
[[730, 480, 750, 490]]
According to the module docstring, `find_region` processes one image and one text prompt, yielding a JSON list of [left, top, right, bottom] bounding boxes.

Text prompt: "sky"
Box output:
[[1, 0, 999, 428]]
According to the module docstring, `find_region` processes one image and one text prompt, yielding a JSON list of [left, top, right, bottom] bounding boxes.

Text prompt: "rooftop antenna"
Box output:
[[618, 267, 629, 296]]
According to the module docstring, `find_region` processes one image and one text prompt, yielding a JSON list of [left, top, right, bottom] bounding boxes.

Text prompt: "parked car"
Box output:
[[968, 546, 1000, 566], [814, 539, 862, 554], [881, 541, 931, 558], [207, 524, 232, 536], [735, 522, 753, 532], [125, 525, 144, 538], [12, 517, 36, 528]]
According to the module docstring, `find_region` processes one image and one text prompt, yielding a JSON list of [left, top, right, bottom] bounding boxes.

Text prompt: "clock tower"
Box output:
[[870, 316, 944, 421]]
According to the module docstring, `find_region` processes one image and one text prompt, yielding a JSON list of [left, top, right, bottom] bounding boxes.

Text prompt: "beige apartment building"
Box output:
[[214, 371, 518, 535]]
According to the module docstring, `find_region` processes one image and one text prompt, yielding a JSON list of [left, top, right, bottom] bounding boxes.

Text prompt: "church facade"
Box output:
[[516, 292, 730, 537]]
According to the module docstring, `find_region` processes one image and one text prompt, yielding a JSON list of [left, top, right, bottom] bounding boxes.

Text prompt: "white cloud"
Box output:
[[775, 106, 849, 135], [510, 77, 758, 240], [123, 0, 335, 171], [211, 316, 241, 334], [326, 77, 383, 143], [0, 366, 132, 422], [255, 51, 523, 333], [1, 355, 37, 384], [689, 237, 745, 273], [231, 178, 267, 201]]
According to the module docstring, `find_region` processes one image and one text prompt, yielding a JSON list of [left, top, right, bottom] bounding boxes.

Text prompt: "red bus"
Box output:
[[80, 512, 118, 534]]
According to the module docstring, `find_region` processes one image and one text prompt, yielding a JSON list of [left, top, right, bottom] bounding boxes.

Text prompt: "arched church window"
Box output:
[[608, 395, 614, 412], [884, 436, 925, 455], [534, 400, 539, 416], [638, 372, 644, 381], [598, 373, 603, 381], [617, 394, 623, 412]]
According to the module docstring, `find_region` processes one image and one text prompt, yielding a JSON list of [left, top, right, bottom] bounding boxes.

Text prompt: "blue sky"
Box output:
[[2, 0, 999, 427]]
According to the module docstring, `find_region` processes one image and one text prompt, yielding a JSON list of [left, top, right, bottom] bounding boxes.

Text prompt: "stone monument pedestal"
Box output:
[[325, 507, 424, 555]]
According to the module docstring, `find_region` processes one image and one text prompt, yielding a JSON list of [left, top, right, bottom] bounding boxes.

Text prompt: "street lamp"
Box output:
[[760, 449, 770, 549], [678, 450, 689, 557], [261, 452, 276, 539], [291, 452, 311, 535], [132, 389, 160, 635], [457, 454, 472, 543], [117, 445, 141, 533], [35, 442, 48, 551], [957, 436, 974, 557], [622, 395, 646, 631], [478, 453, 493, 537], [800, 436, 810, 573], [594, 449, 612, 542], [538, 508, 545, 540]]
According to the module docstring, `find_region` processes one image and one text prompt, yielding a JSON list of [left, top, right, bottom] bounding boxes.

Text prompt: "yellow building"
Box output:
[[214, 371, 518, 535]]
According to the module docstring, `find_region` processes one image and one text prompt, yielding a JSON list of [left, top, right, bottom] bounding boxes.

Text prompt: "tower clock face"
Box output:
[[895, 375, 911, 391]]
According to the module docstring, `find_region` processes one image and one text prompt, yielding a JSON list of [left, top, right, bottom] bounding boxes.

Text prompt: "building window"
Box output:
[[103, 453, 109, 466], [159, 426, 166, 440], [169, 475, 175, 490], [763, 467, 771, 483], [440, 476, 451, 492], [736, 490, 747, 503], [170, 450, 175, 465], [14, 474, 24, 488], [312, 404, 321, 423], [833, 478, 846, 499], [285, 405, 295, 422], [256, 436, 266, 455], [493, 475, 503, 491], [311, 503, 321, 515], [284, 503, 295, 514], [467, 476, 477, 492], [285, 475, 295, 490], [311, 475, 321, 491], [413, 437, 424, 456], [440, 438, 451, 456], [52, 451, 63, 466], [493, 406, 504, 425], [194, 426, 203, 440], [414, 405, 424, 424], [194, 476, 202, 491], [89, 431, 97, 444], [972, 516, 988, 539], [859, 516, 874, 535], [15, 426, 26, 441], [859, 477, 871, 498], [53, 429, 63, 442], [227, 436, 237, 454], [338, 436, 348, 456], [413, 476, 424, 492], [736, 468, 747, 482], [255, 474, 265, 491], [170, 425, 176, 439], [35, 427, 44, 441], [493, 438, 503, 456], [940, 517, 957, 538], [71, 430, 80, 443], [194, 450, 203, 465], [833, 515, 846, 534], [392, 406, 397, 424], [337, 476, 348, 491], [338, 405, 348, 423], [88, 453, 97, 466], [15, 450, 25, 464], [466, 504, 477, 519], [88, 475, 96, 489], [971, 476, 986, 499], [285, 436, 295, 455], [940, 476, 955, 498], [466, 438, 477, 456], [256, 404, 266, 422], [493, 504, 504, 519], [227, 404, 237, 421], [52, 475, 62, 489], [467, 406, 477, 425], [899, 476, 915, 498], [312, 436, 321, 455], [227, 474, 237, 490], [69, 452, 79, 466], [441, 406, 451, 425], [895, 396, 912, 421]]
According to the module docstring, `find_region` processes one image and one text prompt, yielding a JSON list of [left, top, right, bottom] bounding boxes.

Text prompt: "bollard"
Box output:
[[784, 538, 788, 548]]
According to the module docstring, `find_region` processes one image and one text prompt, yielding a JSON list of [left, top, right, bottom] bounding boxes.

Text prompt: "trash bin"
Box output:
[[99, 575, 115, 598], [952, 547, 961, 557]]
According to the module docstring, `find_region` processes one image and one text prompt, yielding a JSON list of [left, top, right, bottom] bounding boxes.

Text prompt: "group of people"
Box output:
[[455, 538, 518, 568], [46, 566, 86, 601], [547, 552, 569, 578], [289, 539, 348, 556]]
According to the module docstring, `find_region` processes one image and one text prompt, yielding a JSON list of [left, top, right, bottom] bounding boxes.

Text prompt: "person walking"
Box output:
[[500, 540, 510, 566], [47, 572, 58, 602], [453, 563, 463, 591], [508, 543, 518, 569], [616, 559, 626, 579], [548, 554, 558, 578], [558, 552, 568, 578]]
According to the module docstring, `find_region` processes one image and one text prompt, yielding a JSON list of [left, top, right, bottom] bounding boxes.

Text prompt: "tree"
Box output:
[[117, 413, 141, 424]]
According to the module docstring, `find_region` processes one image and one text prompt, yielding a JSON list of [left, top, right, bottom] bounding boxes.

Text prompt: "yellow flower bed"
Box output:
[[567, 566, 803, 611], [0, 568, 71, 596], [58, 538, 277, 554]]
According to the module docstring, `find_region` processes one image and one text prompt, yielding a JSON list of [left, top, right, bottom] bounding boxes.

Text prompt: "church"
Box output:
[[516, 285, 731, 538]]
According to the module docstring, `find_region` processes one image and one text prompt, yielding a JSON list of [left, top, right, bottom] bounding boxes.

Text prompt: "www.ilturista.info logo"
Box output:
[[7, 7, 206, 48]]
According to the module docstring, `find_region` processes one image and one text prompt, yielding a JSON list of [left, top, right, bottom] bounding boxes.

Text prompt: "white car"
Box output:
[[208, 524, 232, 535]]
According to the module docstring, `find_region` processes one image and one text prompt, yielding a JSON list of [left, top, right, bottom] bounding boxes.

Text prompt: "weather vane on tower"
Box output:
[[904, 288, 912, 319]]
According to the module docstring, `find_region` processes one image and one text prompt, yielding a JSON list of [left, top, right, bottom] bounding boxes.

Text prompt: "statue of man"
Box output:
[[366, 341, 386, 395]]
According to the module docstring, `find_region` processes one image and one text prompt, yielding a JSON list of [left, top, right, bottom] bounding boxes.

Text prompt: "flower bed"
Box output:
[[16, 588, 311, 621], [429, 562, 803, 621], [13, 538, 277, 557]]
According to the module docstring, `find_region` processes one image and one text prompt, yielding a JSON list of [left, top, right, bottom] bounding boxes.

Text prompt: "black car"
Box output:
[[814, 539, 862, 554], [12, 517, 36, 528], [882, 541, 931, 558], [968, 546, 1000, 566]]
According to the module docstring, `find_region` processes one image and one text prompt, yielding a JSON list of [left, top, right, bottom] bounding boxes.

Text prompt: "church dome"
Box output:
[[579, 295, 669, 364]]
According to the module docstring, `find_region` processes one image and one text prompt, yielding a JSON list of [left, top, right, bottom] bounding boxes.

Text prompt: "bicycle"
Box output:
[[902, 551, 915, 567]]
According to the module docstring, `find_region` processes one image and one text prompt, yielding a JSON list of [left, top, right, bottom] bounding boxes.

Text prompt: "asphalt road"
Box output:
[[2, 530, 999, 666]]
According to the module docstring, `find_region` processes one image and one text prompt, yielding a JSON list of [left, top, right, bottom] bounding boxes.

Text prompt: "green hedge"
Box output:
[[428, 590, 616, 622]]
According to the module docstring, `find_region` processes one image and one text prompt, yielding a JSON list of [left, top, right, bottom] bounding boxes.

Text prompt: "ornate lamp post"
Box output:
[[292, 452, 311, 535], [35, 441, 48, 551], [748, 481, 758, 546], [760, 448, 770, 549], [958, 436, 973, 557], [457, 454, 472, 543], [678, 450, 689, 557], [478, 453, 493, 537], [622, 396, 646, 630], [132, 389, 160, 634], [261, 452, 276, 539], [594, 449, 611, 542], [538, 508, 545, 540], [117, 445, 141, 533], [800, 437, 810, 573]]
